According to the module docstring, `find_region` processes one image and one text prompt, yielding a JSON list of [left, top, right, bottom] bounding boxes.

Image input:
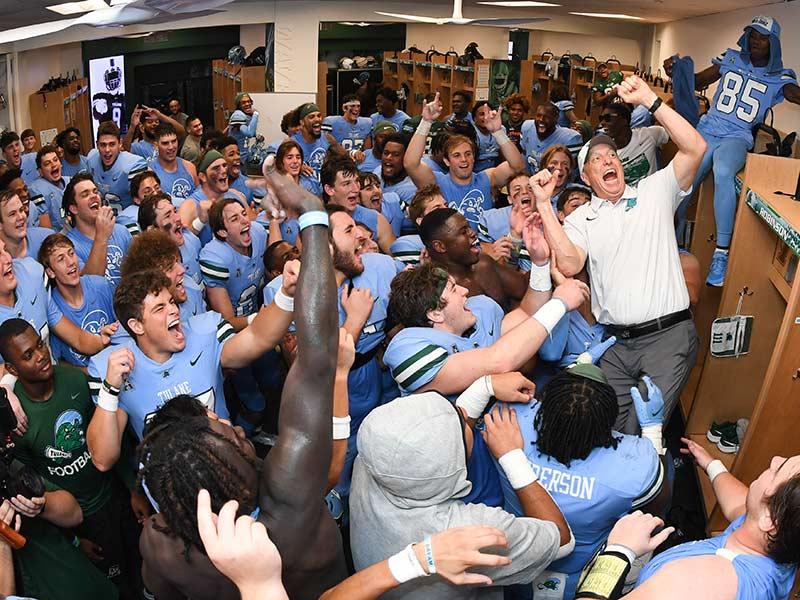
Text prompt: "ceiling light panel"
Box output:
[[46, 0, 108, 15], [477, 2, 560, 6], [569, 12, 644, 20]]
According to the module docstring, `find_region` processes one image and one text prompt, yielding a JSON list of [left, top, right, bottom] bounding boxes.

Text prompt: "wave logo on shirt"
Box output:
[[171, 178, 193, 199], [71, 309, 111, 362], [106, 244, 124, 283], [454, 188, 486, 224], [45, 410, 85, 461], [307, 148, 327, 176]]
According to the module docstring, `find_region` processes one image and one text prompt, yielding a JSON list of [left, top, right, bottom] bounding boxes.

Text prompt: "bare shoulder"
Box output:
[[630, 554, 737, 600]]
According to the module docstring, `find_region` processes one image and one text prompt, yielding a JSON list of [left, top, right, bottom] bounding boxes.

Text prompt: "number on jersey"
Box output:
[[715, 71, 768, 123]]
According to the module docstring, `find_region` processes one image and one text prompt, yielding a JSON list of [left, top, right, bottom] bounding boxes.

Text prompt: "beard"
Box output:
[[333, 244, 364, 279]]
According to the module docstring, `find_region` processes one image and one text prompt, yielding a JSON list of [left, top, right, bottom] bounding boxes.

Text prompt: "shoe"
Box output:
[[717, 427, 739, 454], [707, 421, 735, 443], [706, 250, 729, 287]]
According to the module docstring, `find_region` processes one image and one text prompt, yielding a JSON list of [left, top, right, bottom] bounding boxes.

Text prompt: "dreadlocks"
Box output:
[[534, 371, 621, 467], [137, 408, 259, 560]]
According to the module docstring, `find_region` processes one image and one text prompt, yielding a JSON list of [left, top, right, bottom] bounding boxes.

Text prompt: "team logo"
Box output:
[[45, 409, 85, 461], [537, 579, 561, 591], [171, 178, 193, 199], [453, 188, 486, 224], [70, 309, 111, 362], [106, 244, 125, 284], [307, 148, 327, 177]]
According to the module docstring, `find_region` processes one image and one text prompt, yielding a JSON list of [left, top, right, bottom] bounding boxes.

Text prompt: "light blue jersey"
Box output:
[[520, 121, 583, 173], [499, 401, 663, 600], [477, 205, 531, 271], [60, 155, 90, 178], [229, 172, 263, 206], [20, 154, 38, 186], [538, 310, 607, 368], [698, 48, 797, 147], [384, 295, 503, 396], [117, 204, 140, 236], [554, 99, 575, 128], [66, 224, 132, 287], [390, 234, 423, 267], [322, 115, 372, 151], [180, 277, 207, 322], [351, 204, 379, 239], [148, 158, 195, 201], [28, 176, 70, 232], [199, 223, 267, 317], [639, 514, 796, 600], [359, 150, 382, 174], [380, 191, 405, 237], [88, 311, 234, 439], [181, 188, 247, 245], [422, 155, 448, 175], [0, 258, 63, 362], [474, 126, 504, 172], [290, 132, 330, 180], [87, 150, 148, 212], [229, 110, 259, 163], [433, 170, 493, 230], [180, 229, 203, 285], [131, 139, 157, 161], [50, 275, 115, 368], [370, 110, 409, 131], [25, 226, 55, 261]]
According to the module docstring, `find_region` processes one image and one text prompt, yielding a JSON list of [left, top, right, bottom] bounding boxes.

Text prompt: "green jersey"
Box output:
[[592, 70, 624, 94], [15, 516, 119, 600], [12, 365, 112, 516]]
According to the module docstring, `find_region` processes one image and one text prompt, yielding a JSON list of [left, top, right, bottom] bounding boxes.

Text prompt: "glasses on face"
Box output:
[[599, 113, 618, 123]]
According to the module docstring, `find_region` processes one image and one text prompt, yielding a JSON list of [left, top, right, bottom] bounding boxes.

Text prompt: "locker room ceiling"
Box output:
[[0, 0, 786, 30]]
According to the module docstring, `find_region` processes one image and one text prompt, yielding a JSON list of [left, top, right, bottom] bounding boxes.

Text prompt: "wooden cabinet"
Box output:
[[211, 59, 243, 132], [28, 78, 90, 153]]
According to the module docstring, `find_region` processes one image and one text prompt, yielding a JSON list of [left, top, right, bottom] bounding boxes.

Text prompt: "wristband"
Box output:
[[415, 119, 432, 137], [706, 459, 728, 483], [532, 298, 567, 335], [498, 448, 537, 490], [247, 313, 257, 326], [191, 217, 204, 232], [97, 380, 120, 412], [492, 129, 511, 145], [298, 210, 329, 231], [528, 260, 552, 292], [604, 544, 637, 566], [332, 415, 351, 440], [455, 376, 494, 419], [423, 536, 437, 574], [0, 373, 17, 387], [641, 424, 665, 455], [274, 287, 294, 312], [387, 543, 428, 584], [648, 97, 663, 115]]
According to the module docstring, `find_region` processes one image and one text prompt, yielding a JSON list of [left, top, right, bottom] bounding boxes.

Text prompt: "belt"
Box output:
[[606, 309, 692, 340]]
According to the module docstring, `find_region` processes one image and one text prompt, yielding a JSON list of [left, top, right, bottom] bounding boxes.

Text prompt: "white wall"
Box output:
[[405, 24, 509, 60], [655, 3, 800, 133]]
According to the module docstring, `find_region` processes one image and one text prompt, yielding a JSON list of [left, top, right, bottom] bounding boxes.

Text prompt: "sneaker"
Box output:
[[707, 421, 735, 443], [706, 250, 729, 287], [717, 427, 739, 454]]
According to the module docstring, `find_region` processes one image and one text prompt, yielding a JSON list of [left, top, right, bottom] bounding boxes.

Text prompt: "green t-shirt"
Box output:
[[16, 516, 119, 600], [592, 70, 624, 94], [12, 365, 113, 516]]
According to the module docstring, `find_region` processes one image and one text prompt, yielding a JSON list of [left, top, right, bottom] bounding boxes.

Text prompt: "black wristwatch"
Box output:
[[648, 97, 663, 115]]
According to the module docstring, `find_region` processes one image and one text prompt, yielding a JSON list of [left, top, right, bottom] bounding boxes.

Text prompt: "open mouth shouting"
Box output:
[[167, 316, 185, 345], [602, 167, 619, 184]]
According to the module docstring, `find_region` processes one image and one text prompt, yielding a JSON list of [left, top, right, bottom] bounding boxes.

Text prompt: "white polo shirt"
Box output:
[[563, 163, 691, 326]]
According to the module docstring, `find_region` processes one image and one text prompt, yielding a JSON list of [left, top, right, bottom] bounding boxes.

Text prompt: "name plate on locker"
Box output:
[[710, 315, 754, 358]]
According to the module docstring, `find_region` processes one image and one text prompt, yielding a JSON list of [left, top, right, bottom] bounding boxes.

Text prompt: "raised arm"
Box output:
[[681, 437, 747, 521], [81, 206, 114, 277], [485, 107, 525, 187], [403, 93, 440, 188], [257, 162, 338, 527], [87, 348, 132, 471], [614, 76, 706, 191]]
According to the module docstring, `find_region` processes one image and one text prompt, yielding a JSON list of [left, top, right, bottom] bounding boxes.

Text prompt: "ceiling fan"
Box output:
[[0, 0, 236, 45], [375, 0, 549, 26]]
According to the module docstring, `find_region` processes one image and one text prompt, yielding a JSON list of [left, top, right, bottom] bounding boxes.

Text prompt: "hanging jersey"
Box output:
[[50, 275, 115, 368], [87, 150, 148, 212], [131, 139, 157, 161], [148, 158, 195, 201], [390, 234, 424, 266], [199, 223, 268, 317], [474, 126, 504, 172], [25, 226, 56, 261], [87, 311, 234, 439], [370, 110, 410, 131], [0, 258, 62, 363], [323, 115, 372, 151], [477, 205, 532, 271], [290, 132, 330, 180], [638, 514, 797, 600], [698, 48, 797, 146], [180, 229, 203, 285], [60, 155, 90, 178], [499, 401, 663, 600], [384, 295, 503, 396], [28, 176, 70, 231], [520, 122, 583, 173], [433, 170, 493, 230], [66, 224, 132, 287], [181, 277, 207, 321]]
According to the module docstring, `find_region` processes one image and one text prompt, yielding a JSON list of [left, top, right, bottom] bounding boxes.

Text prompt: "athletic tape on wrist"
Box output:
[[492, 129, 511, 145], [706, 459, 728, 483], [532, 298, 567, 335], [423, 536, 437, 574], [604, 544, 637, 566], [415, 120, 432, 137], [191, 217, 204, 232], [641, 425, 665, 455], [0, 373, 17, 387], [298, 210, 329, 231], [97, 380, 120, 412], [388, 544, 428, 584], [498, 448, 537, 490], [455, 376, 494, 419], [274, 288, 294, 312], [332, 415, 351, 440], [528, 260, 552, 292]]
